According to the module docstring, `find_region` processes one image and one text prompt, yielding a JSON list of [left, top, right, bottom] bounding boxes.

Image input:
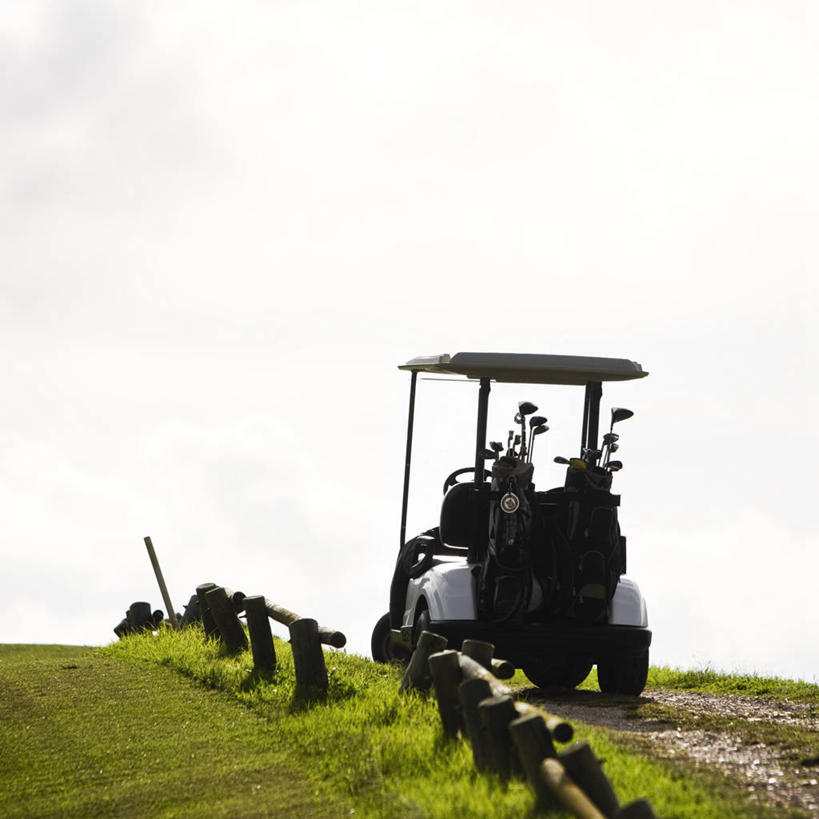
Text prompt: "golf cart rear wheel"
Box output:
[[371, 613, 410, 665], [597, 651, 649, 695], [522, 659, 593, 690], [412, 606, 431, 648]]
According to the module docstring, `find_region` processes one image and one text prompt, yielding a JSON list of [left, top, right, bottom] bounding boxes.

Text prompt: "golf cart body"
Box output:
[[374, 352, 652, 694]]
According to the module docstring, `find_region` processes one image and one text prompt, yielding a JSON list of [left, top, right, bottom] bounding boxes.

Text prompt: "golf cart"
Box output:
[[371, 352, 652, 695]]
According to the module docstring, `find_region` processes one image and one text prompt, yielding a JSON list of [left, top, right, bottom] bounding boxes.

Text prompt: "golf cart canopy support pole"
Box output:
[[399, 369, 418, 549], [581, 381, 602, 452], [474, 378, 491, 486]]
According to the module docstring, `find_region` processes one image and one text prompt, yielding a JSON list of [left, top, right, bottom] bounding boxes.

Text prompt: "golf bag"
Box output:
[[547, 464, 625, 623], [477, 455, 537, 622]]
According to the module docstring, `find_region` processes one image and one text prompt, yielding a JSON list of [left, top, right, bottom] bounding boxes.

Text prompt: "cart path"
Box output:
[[521, 686, 819, 814]]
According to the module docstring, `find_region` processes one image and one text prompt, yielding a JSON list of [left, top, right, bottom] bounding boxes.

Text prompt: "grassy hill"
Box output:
[[1, 635, 815, 817]]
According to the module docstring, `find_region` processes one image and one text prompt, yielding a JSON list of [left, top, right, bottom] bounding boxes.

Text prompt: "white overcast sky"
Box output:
[[2, 1, 817, 682]]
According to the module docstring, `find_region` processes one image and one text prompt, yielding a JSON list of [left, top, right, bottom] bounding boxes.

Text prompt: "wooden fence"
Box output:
[[406, 632, 657, 819]]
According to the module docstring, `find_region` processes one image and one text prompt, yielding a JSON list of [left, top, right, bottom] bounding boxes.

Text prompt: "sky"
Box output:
[[2, 1, 817, 682]]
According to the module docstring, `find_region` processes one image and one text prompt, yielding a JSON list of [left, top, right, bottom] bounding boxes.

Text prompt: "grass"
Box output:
[[102, 629, 800, 817], [1, 635, 808, 817]]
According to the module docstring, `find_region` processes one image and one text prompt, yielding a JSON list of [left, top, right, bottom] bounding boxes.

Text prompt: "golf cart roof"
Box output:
[[399, 352, 648, 385]]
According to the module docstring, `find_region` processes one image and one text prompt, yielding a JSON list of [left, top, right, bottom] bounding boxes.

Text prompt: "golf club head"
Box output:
[[490, 441, 504, 453], [609, 442, 619, 453], [607, 460, 623, 471], [514, 434, 521, 447], [480, 448, 498, 460], [610, 407, 634, 430], [554, 456, 570, 465], [529, 415, 547, 428], [532, 424, 548, 436], [602, 432, 620, 445], [514, 412, 522, 424], [518, 401, 538, 416]]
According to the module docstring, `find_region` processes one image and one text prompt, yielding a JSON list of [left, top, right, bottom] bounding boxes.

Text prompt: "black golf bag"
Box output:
[[545, 463, 626, 623], [477, 455, 538, 622]]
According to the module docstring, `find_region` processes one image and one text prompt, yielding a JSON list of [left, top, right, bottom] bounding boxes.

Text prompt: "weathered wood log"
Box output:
[[428, 650, 463, 738], [289, 618, 328, 691], [264, 599, 346, 648], [400, 630, 448, 693], [613, 799, 657, 819], [490, 657, 515, 679], [559, 741, 620, 817], [196, 583, 220, 638], [205, 587, 249, 653], [541, 757, 607, 819], [458, 678, 493, 770], [460, 639, 515, 679], [462, 638, 494, 669], [143, 536, 179, 630], [509, 713, 557, 806], [244, 595, 277, 674], [457, 653, 573, 742], [478, 695, 522, 780]]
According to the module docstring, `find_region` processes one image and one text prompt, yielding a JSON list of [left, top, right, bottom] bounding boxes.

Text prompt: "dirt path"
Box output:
[[522, 687, 819, 815]]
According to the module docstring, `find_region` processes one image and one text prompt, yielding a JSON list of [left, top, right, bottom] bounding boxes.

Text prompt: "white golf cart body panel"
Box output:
[[403, 559, 648, 630]]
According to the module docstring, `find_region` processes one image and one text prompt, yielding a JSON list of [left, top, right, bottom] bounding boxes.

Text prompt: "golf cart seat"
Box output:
[[440, 482, 490, 560]]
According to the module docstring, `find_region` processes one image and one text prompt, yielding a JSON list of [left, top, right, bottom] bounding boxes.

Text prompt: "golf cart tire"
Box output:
[[413, 605, 431, 648], [522, 659, 593, 690], [597, 650, 649, 695], [371, 613, 410, 665]]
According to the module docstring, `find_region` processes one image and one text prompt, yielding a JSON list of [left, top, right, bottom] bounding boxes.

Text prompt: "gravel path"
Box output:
[[523, 687, 819, 815]]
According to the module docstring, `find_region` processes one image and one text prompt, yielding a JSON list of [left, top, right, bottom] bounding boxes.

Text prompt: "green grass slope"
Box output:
[[2, 636, 810, 818]]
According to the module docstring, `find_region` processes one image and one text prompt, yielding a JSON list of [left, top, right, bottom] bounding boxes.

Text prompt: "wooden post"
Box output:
[[128, 601, 152, 631], [458, 677, 493, 770], [541, 758, 607, 819], [244, 595, 277, 674], [196, 583, 220, 639], [462, 638, 494, 669], [428, 650, 463, 738], [179, 593, 201, 627], [289, 618, 328, 692], [264, 599, 346, 648], [509, 713, 557, 806], [478, 695, 522, 780], [143, 536, 180, 629], [458, 653, 574, 743], [400, 630, 448, 693], [205, 586, 249, 653], [559, 741, 620, 816], [613, 799, 657, 819]]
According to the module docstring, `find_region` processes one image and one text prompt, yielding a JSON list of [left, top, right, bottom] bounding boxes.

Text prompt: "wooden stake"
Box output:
[[205, 586, 248, 653], [289, 618, 328, 692], [400, 630, 448, 693], [143, 537, 179, 629], [264, 599, 346, 648], [559, 741, 620, 816], [509, 713, 557, 807], [479, 695, 522, 780], [541, 758, 607, 819], [244, 595, 277, 674], [458, 677, 493, 770], [428, 650, 463, 738]]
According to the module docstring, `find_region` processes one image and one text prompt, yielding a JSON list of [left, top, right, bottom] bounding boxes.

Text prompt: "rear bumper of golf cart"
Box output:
[[406, 619, 652, 668]]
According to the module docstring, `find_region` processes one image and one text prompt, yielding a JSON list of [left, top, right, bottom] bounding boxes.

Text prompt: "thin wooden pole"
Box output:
[[143, 536, 179, 629], [264, 599, 346, 648]]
